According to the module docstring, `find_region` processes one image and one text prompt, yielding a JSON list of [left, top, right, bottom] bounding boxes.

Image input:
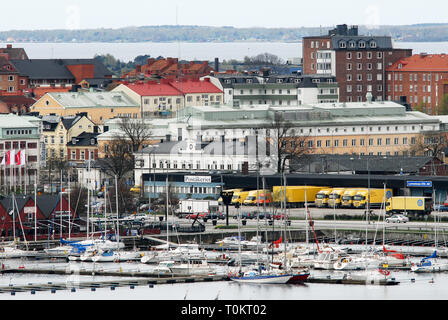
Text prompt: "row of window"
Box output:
[[0, 142, 38, 150], [145, 185, 220, 195], [314, 136, 417, 148], [5, 129, 33, 136], [346, 62, 382, 71], [389, 84, 432, 93], [347, 84, 383, 92], [346, 73, 383, 82], [391, 72, 443, 82]]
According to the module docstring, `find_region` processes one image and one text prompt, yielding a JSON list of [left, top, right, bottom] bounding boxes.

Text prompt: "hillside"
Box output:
[[2, 24, 448, 43]]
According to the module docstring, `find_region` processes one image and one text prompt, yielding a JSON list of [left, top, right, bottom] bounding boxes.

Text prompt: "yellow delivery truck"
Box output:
[[341, 188, 365, 208], [243, 190, 271, 206], [315, 188, 333, 208], [386, 196, 433, 216], [327, 188, 347, 208], [273, 186, 326, 208], [353, 188, 393, 209], [231, 191, 250, 205]]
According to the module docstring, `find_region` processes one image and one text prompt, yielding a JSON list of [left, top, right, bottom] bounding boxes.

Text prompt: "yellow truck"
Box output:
[[218, 189, 242, 204], [314, 188, 333, 208], [386, 196, 433, 216], [243, 190, 271, 206], [341, 188, 365, 208], [327, 188, 347, 208], [353, 188, 393, 209], [231, 191, 250, 205], [273, 186, 325, 208]]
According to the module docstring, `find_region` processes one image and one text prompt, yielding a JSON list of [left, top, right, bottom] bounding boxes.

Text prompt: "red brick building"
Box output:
[[386, 53, 448, 115], [124, 57, 214, 81], [302, 24, 412, 103]]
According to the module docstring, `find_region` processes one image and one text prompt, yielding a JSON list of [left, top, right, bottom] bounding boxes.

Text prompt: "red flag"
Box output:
[[273, 236, 282, 248]]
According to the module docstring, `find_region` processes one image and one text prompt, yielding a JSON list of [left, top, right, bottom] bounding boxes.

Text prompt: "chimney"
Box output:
[[136, 65, 142, 73], [6, 44, 12, 49], [214, 58, 219, 72]]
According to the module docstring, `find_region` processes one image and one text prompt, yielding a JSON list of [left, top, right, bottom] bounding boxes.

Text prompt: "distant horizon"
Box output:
[[2, 22, 448, 33]]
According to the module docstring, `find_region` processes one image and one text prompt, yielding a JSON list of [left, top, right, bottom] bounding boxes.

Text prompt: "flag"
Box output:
[[273, 236, 283, 248], [1, 150, 14, 166], [15, 150, 25, 166]]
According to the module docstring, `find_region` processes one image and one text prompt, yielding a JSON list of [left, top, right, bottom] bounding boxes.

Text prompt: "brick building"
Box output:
[[124, 57, 214, 81], [386, 53, 448, 115], [302, 24, 412, 103]]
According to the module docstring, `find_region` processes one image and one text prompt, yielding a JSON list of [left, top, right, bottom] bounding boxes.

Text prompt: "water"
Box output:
[[1, 259, 448, 300], [2, 41, 448, 62]]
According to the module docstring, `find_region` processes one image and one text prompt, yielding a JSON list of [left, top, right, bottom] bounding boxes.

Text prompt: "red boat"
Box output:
[[287, 271, 310, 284]]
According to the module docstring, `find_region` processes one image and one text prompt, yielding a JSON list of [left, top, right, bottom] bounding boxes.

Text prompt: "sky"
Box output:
[[1, 0, 448, 31]]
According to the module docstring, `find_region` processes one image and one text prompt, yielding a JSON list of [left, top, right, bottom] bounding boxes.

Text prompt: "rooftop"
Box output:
[[387, 53, 448, 72], [47, 91, 139, 108]]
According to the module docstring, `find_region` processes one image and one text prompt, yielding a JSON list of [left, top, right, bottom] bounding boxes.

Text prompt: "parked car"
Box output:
[[255, 212, 272, 220], [434, 204, 448, 212], [205, 212, 225, 220], [385, 214, 409, 223], [273, 213, 290, 220], [185, 213, 207, 220]]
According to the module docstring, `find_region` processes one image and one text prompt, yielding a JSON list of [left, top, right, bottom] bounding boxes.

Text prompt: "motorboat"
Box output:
[[411, 251, 448, 273], [168, 258, 216, 276]]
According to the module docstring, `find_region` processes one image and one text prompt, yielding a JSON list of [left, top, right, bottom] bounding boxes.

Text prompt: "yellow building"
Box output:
[[30, 91, 140, 125], [42, 113, 98, 161]]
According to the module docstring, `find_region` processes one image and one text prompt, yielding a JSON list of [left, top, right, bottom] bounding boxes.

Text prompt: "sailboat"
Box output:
[[230, 174, 309, 284], [410, 251, 448, 272]]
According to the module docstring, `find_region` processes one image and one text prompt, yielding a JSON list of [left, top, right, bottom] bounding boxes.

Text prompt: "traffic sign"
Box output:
[[406, 181, 432, 188]]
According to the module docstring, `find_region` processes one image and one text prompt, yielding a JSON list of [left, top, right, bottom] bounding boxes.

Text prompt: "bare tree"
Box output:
[[409, 131, 448, 158], [98, 138, 135, 183], [264, 112, 310, 174], [117, 117, 153, 153]]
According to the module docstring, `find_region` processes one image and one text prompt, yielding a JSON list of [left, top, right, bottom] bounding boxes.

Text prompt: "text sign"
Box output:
[[184, 176, 211, 183], [407, 181, 432, 188]]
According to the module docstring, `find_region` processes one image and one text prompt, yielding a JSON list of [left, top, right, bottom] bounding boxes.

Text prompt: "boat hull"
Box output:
[[230, 274, 293, 284]]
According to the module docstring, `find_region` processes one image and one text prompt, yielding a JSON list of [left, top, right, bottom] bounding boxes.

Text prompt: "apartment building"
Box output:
[[30, 91, 140, 125], [386, 53, 448, 115], [206, 74, 339, 106], [112, 78, 223, 118], [0, 114, 42, 191], [302, 24, 412, 103]]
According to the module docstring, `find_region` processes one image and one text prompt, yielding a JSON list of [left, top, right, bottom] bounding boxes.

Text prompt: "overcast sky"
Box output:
[[1, 0, 448, 31]]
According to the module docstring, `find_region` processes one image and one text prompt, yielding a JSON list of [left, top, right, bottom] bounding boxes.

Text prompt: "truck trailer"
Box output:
[[386, 197, 433, 216], [273, 186, 325, 208]]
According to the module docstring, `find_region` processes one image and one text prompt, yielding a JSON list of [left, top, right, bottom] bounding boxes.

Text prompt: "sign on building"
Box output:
[[184, 175, 212, 183], [407, 181, 432, 188]]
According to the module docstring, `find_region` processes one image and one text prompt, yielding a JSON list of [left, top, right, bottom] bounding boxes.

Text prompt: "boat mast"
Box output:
[[283, 173, 287, 270], [115, 175, 120, 249], [166, 175, 169, 252], [87, 160, 90, 239]]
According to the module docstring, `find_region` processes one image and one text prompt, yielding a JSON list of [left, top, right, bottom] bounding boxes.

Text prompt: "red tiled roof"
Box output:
[[125, 81, 183, 96], [387, 53, 448, 72], [169, 78, 222, 94]]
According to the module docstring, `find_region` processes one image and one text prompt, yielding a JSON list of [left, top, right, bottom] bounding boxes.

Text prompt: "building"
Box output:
[[386, 53, 448, 115], [112, 78, 223, 118], [30, 91, 141, 125], [206, 73, 339, 107], [0, 44, 28, 60], [123, 57, 214, 81], [302, 24, 412, 103], [0, 95, 36, 114], [0, 194, 78, 240], [0, 114, 42, 192], [66, 132, 99, 164], [0, 55, 21, 94], [6, 58, 113, 96], [41, 113, 98, 161]]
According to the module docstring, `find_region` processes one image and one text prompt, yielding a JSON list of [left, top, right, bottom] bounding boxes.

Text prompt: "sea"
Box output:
[[1, 41, 448, 62]]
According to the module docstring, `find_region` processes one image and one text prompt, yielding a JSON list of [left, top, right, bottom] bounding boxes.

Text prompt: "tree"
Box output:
[[264, 112, 310, 174], [117, 117, 153, 153], [97, 138, 135, 183], [409, 131, 448, 158], [440, 94, 448, 115]]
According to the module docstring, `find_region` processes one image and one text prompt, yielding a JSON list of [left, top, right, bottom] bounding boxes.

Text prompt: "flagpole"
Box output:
[[34, 183, 37, 242]]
